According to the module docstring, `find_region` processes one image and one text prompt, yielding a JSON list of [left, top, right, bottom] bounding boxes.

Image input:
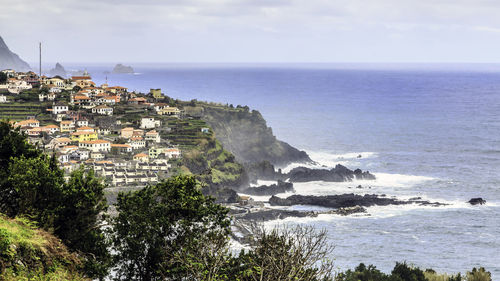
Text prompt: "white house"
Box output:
[[7, 79, 32, 94], [145, 130, 161, 143], [79, 139, 111, 152], [0, 95, 7, 103], [92, 105, 113, 116], [76, 119, 89, 127], [52, 103, 69, 115], [128, 136, 146, 150], [140, 117, 160, 129]]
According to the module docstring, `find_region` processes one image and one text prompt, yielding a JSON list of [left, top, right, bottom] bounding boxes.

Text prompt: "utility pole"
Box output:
[[39, 42, 42, 77]]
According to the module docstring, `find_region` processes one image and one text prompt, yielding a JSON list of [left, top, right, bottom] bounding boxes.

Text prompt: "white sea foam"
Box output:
[[370, 173, 435, 188], [281, 150, 378, 173]]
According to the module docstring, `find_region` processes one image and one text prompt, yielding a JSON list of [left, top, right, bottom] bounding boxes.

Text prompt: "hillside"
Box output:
[[184, 103, 311, 167], [166, 118, 248, 202], [0, 36, 31, 72], [0, 215, 87, 280]]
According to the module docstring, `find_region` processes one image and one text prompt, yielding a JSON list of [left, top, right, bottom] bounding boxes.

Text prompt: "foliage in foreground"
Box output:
[[336, 262, 491, 281], [111, 175, 231, 280], [0, 121, 110, 279], [0, 215, 88, 280]]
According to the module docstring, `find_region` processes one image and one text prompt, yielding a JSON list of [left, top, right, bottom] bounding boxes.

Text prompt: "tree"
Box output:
[[55, 167, 111, 279], [7, 154, 65, 230], [235, 225, 336, 281], [0, 122, 42, 216], [111, 175, 231, 281], [0, 72, 7, 84]]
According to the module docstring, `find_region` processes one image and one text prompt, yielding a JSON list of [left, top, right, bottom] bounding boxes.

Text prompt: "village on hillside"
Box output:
[[0, 69, 211, 187]]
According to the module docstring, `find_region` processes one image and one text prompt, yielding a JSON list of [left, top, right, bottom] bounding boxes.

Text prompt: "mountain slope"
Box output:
[[0, 36, 31, 72]]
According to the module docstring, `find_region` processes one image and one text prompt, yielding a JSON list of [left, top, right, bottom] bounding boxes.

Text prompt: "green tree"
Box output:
[[336, 263, 392, 281], [111, 175, 231, 281], [55, 168, 111, 279], [7, 154, 65, 230], [0, 122, 42, 216], [0, 72, 7, 84]]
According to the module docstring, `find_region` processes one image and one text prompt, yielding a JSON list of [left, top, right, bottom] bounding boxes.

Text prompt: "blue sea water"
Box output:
[[66, 63, 500, 277]]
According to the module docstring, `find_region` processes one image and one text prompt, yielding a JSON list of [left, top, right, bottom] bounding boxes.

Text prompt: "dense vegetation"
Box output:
[[0, 121, 493, 280]]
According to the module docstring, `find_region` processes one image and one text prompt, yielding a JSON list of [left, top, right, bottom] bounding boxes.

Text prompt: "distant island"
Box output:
[[112, 63, 134, 74]]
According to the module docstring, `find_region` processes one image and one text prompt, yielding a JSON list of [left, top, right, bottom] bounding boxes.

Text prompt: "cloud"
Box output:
[[3, 0, 500, 62]]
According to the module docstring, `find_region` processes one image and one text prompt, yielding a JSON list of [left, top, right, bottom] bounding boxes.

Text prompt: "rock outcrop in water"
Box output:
[[468, 198, 486, 205], [240, 180, 294, 196], [49, 63, 67, 77], [0, 36, 31, 71], [269, 194, 447, 208], [112, 63, 134, 74], [287, 165, 376, 182]]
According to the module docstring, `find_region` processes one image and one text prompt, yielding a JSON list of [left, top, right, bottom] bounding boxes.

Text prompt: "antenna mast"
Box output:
[[39, 42, 42, 77]]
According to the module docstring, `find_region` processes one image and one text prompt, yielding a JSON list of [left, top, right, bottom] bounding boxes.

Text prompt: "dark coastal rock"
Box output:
[[240, 209, 316, 221], [468, 198, 486, 205], [287, 164, 375, 183], [240, 180, 294, 196], [324, 206, 368, 216], [0, 36, 31, 71], [245, 161, 283, 182], [112, 63, 134, 74], [49, 63, 67, 77], [269, 193, 447, 209]]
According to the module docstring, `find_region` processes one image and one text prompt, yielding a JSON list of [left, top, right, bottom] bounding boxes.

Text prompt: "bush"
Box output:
[[466, 267, 491, 281]]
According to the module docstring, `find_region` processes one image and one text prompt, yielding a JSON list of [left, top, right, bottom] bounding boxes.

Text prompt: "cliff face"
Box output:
[[0, 36, 31, 72], [184, 104, 311, 167]]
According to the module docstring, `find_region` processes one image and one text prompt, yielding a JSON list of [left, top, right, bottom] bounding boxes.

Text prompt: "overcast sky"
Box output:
[[2, 0, 500, 64]]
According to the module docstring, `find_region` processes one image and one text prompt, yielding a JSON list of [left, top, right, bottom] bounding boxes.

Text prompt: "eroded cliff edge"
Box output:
[[183, 103, 311, 167]]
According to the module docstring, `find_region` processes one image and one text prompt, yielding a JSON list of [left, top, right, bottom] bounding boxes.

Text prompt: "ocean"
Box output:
[[63, 63, 500, 277]]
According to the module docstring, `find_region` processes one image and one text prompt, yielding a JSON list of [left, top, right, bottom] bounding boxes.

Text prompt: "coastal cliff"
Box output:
[[0, 36, 31, 72], [183, 103, 311, 167]]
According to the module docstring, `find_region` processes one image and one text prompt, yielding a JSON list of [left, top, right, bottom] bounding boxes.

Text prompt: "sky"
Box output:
[[2, 0, 500, 64]]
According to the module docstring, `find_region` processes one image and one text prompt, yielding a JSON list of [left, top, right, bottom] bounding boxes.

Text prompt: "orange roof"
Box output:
[[130, 136, 143, 141], [63, 145, 78, 149], [108, 86, 127, 89], [146, 130, 158, 135], [71, 76, 91, 80], [55, 137, 72, 143], [44, 124, 59, 129], [121, 127, 134, 131], [60, 121, 73, 124], [74, 95, 90, 100], [80, 140, 110, 145], [16, 119, 39, 126], [111, 144, 131, 148], [76, 126, 94, 131], [134, 153, 148, 158], [96, 160, 113, 164]]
